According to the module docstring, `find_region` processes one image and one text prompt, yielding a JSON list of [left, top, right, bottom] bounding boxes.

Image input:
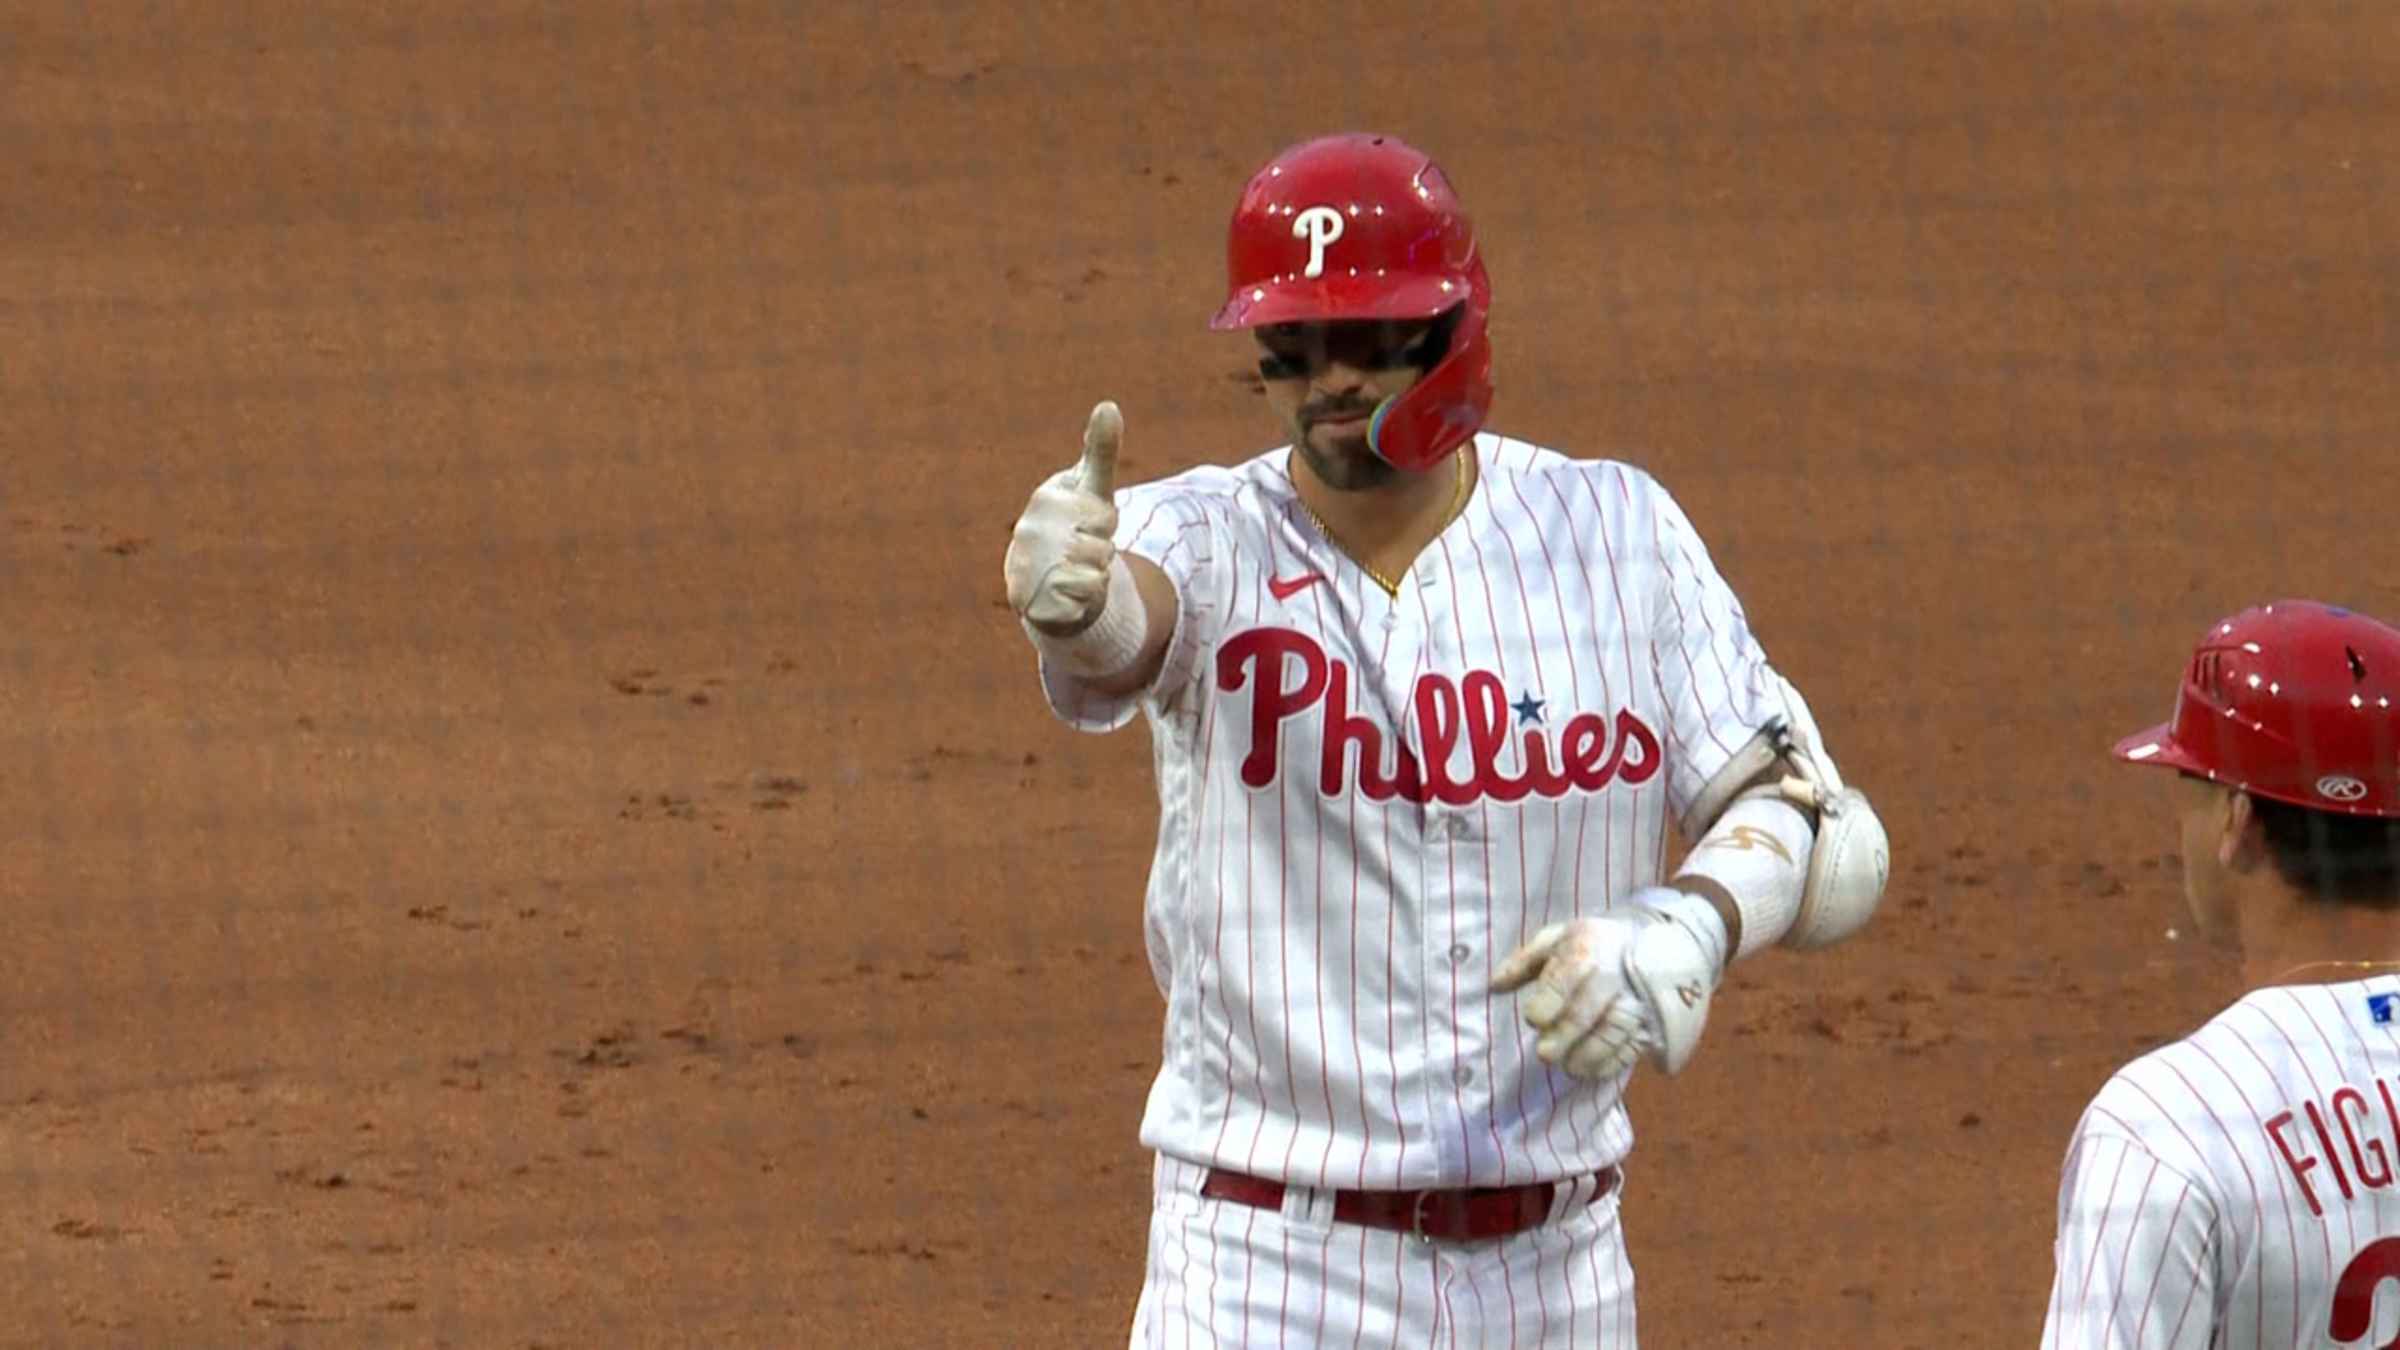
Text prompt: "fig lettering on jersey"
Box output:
[[1215, 626, 1661, 804], [2264, 1079, 2400, 1218]]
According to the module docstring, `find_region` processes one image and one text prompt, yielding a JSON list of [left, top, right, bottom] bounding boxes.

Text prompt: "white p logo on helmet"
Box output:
[[1293, 206, 1345, 279]]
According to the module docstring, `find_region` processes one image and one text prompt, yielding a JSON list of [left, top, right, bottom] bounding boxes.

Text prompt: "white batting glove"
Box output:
[[1491, 888, 1729, 1081], [1004, 401, 1123, 634]]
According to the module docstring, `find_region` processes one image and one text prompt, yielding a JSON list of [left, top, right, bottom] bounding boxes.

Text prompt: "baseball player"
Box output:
[[1002, 133, 1892, 1347], [2044, 601, 2400, 1348]]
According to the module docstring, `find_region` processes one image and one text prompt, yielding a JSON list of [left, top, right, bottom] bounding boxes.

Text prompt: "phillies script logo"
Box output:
[[1215, 628, 1663, 804]]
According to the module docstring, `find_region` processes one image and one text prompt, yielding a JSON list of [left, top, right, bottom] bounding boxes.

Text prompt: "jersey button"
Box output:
[[1453, 1064, 1474, 1086], [1447, 943, 1471, 965]]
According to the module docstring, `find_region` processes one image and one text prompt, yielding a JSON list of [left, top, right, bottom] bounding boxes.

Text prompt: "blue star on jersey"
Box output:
[[1511, 692, 1546, 726]]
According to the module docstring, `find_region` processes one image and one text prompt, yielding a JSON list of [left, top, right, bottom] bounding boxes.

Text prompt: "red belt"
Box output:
[[1200, 1167, 1618, 1244]]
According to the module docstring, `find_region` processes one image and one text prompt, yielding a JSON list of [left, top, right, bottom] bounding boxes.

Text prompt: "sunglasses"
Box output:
[[1255, 321, 1444, 382]]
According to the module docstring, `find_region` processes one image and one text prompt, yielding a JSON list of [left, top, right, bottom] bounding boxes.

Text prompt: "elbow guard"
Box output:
[[1680, 674, 1893, 954], [1770, 675, 1890, 950]]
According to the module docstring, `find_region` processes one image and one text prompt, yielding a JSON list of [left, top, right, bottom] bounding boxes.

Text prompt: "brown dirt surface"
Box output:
[[4, 2, 2395, 1346]]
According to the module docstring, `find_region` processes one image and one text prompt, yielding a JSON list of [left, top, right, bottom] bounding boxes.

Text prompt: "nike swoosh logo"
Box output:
[[1268, 573, 1328, 601]]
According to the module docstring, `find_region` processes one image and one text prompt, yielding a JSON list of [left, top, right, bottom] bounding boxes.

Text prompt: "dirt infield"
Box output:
[[3, 2, 2395, 1345]]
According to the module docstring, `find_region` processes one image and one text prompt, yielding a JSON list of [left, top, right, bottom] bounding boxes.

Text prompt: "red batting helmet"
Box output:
[[1208, 133, 1492, 472], [2114, 601, 2400, 817]]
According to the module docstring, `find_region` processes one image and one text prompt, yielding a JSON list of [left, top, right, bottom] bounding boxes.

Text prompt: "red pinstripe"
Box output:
[[1232, 570, 1268, 1342], [1534, 470, 1610, 1162], [1345, 1225, 1371, 1350], [1574, 468, 1647, 1152], [1638, 475, 1737, 761], [2214, 1028, 2335, 1340], [1258, 521, 1305, 1200], [2074, 1142, 2135, 1319], [1553, 1177, 1579, 1350], [2129, 1061, 2278, 1342], [1496, 1237, 1524, 1348], [1583, 1216, 1612, 1348], [1171, 508, 1229, 1347], [1233, 558, 1276, 1176], [1382, 566, 1423, 1193], [1200, 1199, 1226, 1350], [1229, 818, 1269, 1174], [1385, 561, 1432, 1184], [1272, 1206, 1291, 1349], [1439, 522, 1517, 1186], [1414, 561, 1477, 1179], [1202, 535, 1265, 1349], [1139, 1163, 1162, 1349], [1380, 783, 1405, 1190], [1465, 481, 1576, 1186], [2264, 990, 2364, 1254], [1530, 1228, 1554, 1350], [1662, 531, 1743, 758], [2103, 1154, 2161, 1342], [2128, 1173, 2195, 1345], [1438, 1261, 1456, 1350], [1343, 743, 1365, 1187], [1617, 1226, 1638, 1347], [2159, 1252, 2207, 1347], [1309, 1227, 1334, 1348], [1291, 532, 1345, 1191]]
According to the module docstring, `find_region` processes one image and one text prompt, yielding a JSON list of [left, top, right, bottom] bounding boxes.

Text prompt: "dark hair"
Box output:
[[2252, 795, 2400, 905]]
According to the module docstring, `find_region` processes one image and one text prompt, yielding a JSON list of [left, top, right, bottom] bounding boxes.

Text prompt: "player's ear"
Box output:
[[2219, 789, 2263, 871]]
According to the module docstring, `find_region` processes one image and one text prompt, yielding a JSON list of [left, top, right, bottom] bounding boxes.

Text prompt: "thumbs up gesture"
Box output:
[[1005, 401, 1124, 634]]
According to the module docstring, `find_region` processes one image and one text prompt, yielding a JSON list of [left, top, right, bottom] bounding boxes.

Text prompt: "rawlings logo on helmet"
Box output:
[[2319, 775, 2370, 802]]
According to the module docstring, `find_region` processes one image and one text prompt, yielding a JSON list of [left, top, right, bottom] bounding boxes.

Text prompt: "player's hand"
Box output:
[[1489, 914, 1648, 1081], [1003, 401, 1123, 634], [1491, 888, 1725, 1080]]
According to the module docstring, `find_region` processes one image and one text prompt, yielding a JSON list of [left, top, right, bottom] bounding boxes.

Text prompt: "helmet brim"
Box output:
[[2112, 722, 2207, 775], [2114, 717, 2400, 815], [1209, 271, 1473, 330]]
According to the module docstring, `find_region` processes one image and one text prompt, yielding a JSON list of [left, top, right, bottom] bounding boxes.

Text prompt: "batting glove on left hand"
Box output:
[[1490, 887, 1729, 1081]]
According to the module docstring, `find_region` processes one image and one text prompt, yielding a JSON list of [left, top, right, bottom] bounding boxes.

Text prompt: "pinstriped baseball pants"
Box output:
[[1130, 1156, 1638, 1349]]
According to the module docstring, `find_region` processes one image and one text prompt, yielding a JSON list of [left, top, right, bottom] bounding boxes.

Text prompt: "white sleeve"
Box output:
[[2041, 1131, 2219, 1350], [1635, 473, 1781, 823], [1037, 486, 1231, 733]]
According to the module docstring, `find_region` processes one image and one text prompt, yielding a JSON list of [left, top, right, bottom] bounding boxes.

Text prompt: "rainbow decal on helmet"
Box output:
[[1366, 396, 1400, 462]]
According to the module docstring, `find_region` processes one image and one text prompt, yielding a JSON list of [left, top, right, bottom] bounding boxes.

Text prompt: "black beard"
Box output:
[[1293, 433, 1396, 491]]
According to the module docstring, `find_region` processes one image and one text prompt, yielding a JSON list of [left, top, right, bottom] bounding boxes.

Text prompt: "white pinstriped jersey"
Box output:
[[1038, 433, 1780, 1191], [2043, 977, 2400, 1349]]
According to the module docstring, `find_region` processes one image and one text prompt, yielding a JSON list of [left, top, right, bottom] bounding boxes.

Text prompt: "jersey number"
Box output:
[[2331, 1237, 2400, 1347]]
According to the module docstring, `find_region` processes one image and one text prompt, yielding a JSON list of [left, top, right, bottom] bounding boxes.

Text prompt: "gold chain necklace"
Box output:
[[1291, 451, 1472, 598]]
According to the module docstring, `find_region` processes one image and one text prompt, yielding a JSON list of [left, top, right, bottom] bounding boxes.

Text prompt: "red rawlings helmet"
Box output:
[[1208, 133, 1492, 471], [2114, 601, 2400, 817]]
